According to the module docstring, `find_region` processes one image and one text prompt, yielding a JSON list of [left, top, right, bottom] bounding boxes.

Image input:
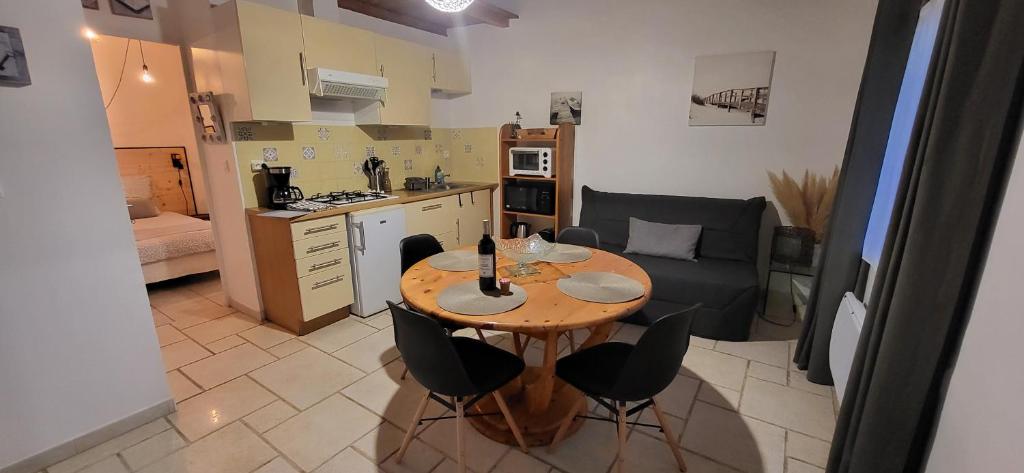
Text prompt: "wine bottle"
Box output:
[[478, 219, 497, 292]]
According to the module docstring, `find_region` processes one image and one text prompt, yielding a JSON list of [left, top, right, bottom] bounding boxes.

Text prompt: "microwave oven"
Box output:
[[504, 182, 555, 215], [509, 147, 554, 178]]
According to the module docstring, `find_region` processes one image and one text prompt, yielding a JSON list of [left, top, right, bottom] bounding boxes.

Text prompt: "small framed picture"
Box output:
[[82, 0, 100, 10], [550, 91, 583, 125], [0, 26, 31, 88], [109, 0, 153, 19]]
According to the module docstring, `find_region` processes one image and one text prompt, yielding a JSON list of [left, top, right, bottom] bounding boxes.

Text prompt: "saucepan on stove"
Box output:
[[404, 177, 428, 191]]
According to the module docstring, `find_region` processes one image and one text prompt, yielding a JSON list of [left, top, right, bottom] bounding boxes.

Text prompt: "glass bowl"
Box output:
[[497, 234, 555, 277]]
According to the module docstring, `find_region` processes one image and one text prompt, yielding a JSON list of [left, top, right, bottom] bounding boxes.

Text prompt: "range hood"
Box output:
[[307, 68, 388, 102]]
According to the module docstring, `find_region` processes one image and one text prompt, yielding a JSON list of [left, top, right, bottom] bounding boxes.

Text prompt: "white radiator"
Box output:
[[829, 292, 866, 404]]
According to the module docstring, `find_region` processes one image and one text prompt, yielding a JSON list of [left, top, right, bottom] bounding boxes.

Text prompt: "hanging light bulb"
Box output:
[[83, 27, 98, 40], [141, 64, 154, 83], [424, 0, 475, 13]]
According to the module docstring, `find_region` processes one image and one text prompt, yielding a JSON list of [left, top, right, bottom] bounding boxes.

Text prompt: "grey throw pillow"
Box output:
[[624, 217, 701, 261], [127, 197, 161, 220]]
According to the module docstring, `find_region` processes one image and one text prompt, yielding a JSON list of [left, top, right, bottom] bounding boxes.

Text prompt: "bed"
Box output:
[[132, 211, 218, 284]]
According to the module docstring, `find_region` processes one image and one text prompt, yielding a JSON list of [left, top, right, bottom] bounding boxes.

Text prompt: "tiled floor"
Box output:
[[42, 273, 836, 473]]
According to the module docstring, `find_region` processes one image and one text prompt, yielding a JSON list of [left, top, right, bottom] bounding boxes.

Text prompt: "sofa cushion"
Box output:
[[624, 217, 701, 261], [579, 186, 766, 263], [605, 244, 759, 310]]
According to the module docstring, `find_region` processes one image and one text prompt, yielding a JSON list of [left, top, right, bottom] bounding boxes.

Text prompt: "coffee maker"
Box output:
[[263, 164, 303, 209]]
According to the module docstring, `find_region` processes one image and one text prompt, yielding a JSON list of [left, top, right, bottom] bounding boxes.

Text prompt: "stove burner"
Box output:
[[289, 189, 398, 212]]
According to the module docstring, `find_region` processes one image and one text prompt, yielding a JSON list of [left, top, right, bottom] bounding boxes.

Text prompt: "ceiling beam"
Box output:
[[462, 1, 518, 28], [337, 0, 451, 36]]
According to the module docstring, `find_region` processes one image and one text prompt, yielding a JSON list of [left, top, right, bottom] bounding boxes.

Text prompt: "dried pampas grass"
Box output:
[[767, 167, 840, 242]]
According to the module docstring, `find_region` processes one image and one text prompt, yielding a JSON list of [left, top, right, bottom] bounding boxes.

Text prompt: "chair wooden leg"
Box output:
[[548, 395, 585, 453], [400, 367, 408, 380], [616, 402, 628, 473], [493, 390, 529, 453], [651, 398, 687, 472], [397, 390, 431, 464], [456, 398, 467, 473], [475, 328, 487, 342], [566, 330, 577, 352], [513, 333, 526, 357]]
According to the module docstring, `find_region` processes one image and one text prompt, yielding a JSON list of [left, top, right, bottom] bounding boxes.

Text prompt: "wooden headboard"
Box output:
[[115, 147, 197, 215]]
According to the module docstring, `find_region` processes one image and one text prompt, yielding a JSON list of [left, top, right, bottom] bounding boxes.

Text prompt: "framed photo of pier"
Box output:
[[550, 92, 583, 125], [689, 51, 776, 126]]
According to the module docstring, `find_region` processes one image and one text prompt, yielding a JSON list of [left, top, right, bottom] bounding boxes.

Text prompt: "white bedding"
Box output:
[[133, 212, 215, 265]]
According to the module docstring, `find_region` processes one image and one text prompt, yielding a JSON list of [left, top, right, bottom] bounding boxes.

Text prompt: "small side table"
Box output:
[[762, 227, 818, 318]]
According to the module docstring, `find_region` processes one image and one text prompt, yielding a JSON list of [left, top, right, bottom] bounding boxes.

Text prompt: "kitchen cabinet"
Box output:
[[356, 35, 433, 126], [455, 189, 492, 245], [300, 15, 378, 76], [432, 49, 472, 94], [404, 191, 492, 248]]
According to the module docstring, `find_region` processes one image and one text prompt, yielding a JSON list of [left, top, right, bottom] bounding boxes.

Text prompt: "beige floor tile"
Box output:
[[205, 290, 229, 307], [239, 324, 296, 349], [431, 458, 479, 473], [739, 378, 836, 441], [48, 419, 171, 473], [265, 394, 382, 471], [254, 457, 301, 473], [244, 400, 299, 433], [155, 325, 187, 347], [149, 287, 203, 311], [681, 347, 748, 391], [788, 370, 834, 398], [152, 308, 173, 326], [655, 374, 700, 418], [164, 298, 235, 330], [341, 361, 446, 427], [748, 362, 788, 385], [160, 339, 212, 372], [531, 417, 619, 473], [493, 449, 552, 473], [268, 339, 310, 358], [138, 422, 276, 473], [418, 413, 510, 473], [169, 376, 277, 441], [610, 322, 646, 344], [78, 456, 128, 473], [787, 431, 830, 468], [362, 310, 395, 330], [187, 276, 223, 298], [314, 448, 379, 473], [180, 343, 276, 390], [632, 407, 686, 444], [787, 458, 825, 473], [677, 451, 742, 473], [351, 422, 405, 464], [119, 429, 188, 470], [714, 340, 790, 368], [333, 329, 401, 373], [691, 336, 717, 349], [183, 314, 257, 344], [299, 318, 377, 353], [251, 348, 365, 409], [622, 426, 699, 473], [697, 383, 741, 411], [205, 335, 246, 353], [378, 439, 444, 473], [682, 402, 785, 473], [166, 370, 202, 403]]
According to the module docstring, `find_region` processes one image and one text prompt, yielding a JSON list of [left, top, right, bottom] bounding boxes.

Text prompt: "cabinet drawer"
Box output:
[[293, 231, 348, 259], [295, 249, 349, 279], [298, 264, 353, 321], [405, 195, 458, 236], [291, 216, 346, 241]]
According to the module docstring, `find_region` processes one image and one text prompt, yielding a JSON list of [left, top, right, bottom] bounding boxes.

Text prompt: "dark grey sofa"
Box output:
[[579, 186, 766, 341]]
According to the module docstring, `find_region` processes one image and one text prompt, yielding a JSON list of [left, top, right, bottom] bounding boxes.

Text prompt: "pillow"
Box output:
[[624, 217, 702, 261], [127, 197, 161, 220], [121, 175, 153, 199]]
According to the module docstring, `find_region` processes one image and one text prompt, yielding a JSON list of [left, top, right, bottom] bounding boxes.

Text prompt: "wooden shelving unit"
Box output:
[[498, 123, 575, 239]]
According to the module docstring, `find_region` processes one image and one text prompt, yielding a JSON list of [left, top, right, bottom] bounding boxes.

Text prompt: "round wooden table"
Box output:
[[400, 246, 652, 447]]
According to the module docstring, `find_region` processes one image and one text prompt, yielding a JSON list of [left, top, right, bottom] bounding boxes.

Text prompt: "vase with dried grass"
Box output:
[[766, 167, 840, 243]]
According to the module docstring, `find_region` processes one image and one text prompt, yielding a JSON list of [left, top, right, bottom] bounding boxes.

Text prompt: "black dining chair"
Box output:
[[548, 306, 700, 472], [388, 302, 529, 473], [556, 226, 601, 249], [398, 234, 487, 380]]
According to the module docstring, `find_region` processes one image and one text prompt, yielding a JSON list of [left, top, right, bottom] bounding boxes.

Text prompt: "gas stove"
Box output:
[[287, 190, 399, 212]]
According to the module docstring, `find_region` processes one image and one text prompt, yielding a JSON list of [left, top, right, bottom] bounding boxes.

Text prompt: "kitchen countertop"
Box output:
[[247, 182, 498, 222]]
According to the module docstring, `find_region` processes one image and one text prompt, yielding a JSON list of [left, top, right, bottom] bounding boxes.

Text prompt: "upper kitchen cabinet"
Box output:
[[300, 15, 378, 76], [191, 0, 311, 122], [355, 35, 433, 127], [432, 49, 471, 94]]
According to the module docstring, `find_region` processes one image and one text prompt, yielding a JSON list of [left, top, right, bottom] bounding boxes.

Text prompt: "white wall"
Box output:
[[0, 1, 170, 469], [924, 133, 1024, 472], [441, 0, 878, 222]]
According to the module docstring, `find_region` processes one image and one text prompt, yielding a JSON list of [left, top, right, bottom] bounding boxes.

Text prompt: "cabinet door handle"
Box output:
[[299, 52, 307, 86], [470, 192, 475, 205], [353, 221, 366, 255], [303, 223, 338, 236], [312, 274, 345, 290], [456, 218, 461, 244], [309, 259, 342, 272], [421, 204, 443, 212], [458, 194, 463, 207], [432, 54, 437, 83], [306, 241, 340, 254], [380, 64, 385, 77]]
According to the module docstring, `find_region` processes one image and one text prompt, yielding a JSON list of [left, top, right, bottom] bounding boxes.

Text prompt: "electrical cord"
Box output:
[[104, 39, 132, 110], [177, 169, 191, 215]]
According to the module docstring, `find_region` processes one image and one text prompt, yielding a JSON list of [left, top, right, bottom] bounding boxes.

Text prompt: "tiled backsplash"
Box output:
[[233, 124, 498, 208]]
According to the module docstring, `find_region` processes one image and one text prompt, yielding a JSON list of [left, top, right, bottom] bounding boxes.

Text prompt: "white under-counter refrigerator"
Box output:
[[347, 205, 406, 316]]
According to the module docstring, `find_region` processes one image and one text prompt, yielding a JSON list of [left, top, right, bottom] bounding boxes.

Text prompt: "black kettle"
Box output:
[[510, 222, 530, 238]]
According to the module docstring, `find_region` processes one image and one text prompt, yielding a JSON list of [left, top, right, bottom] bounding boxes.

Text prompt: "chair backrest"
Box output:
[[608, 305, 700, 401], [400, 234, 444, 274], [388, 302, 476, 396], [557, 226, 601, 249]]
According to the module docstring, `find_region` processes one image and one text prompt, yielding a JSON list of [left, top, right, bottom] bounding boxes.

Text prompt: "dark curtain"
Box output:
[[794, 0, 921, 384], [829, 0, 1024, 471]]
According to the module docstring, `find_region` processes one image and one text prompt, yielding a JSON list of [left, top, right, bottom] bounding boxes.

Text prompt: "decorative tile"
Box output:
[[415, 145, 423, 155], [404, 159, 414, 171], [739, 378, 836, 441], [464, 144, 473, 153], [169, 377, 277, 441], [318, 127, 331, 141], [180, 343, 275, 390], [138, 422, 276, 473], [263, 147, 279, 161], [264, 395, 381, 472], [391, 145, 401, 157], [302, 146, 316, 160], [250, 348, 365, 409]]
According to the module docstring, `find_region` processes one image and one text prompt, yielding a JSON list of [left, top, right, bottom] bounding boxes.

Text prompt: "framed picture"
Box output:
[[82, 0, 100, 10], [689, 51, 776, 126], [109, 0, 153, 19], [550, 91, 583, 125], [0, 26, 31, 88]]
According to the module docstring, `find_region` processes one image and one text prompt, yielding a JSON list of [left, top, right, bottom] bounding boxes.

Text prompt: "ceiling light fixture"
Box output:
[[139, 41, 154, 84], [83, 27, 98, 40], [424, 0, 475, 13]]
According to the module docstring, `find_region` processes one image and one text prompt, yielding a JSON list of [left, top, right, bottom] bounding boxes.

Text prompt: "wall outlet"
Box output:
[[250, 160, 265, 172]]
